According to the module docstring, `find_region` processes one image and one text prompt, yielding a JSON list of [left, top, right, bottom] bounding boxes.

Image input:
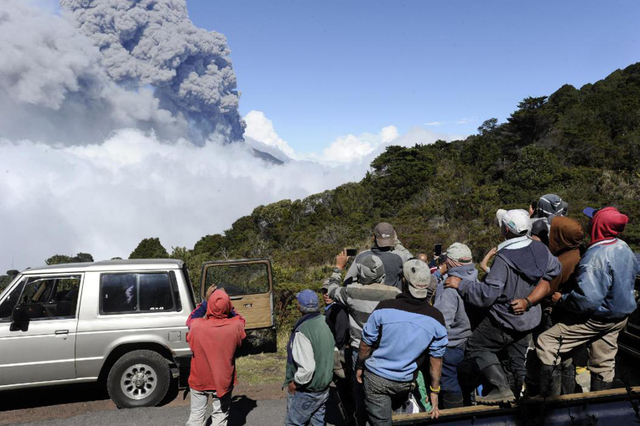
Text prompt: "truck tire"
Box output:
[[106, 349, 171, 408]]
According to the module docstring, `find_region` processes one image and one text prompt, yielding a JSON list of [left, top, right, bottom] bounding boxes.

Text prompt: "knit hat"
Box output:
[[296, 289, 319, 309], [356, 254, 386, 284], [445, 243, 473, 263], [537, 194, 568, 218]]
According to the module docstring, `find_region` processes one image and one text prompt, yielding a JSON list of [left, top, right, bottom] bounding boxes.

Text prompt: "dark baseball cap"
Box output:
[[373, 222, 395, 247]]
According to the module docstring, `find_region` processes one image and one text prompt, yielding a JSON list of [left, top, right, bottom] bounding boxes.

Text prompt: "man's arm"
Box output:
[[511, 280, 551, 315], [289, 332, 316, 393], [428, 356, 443, 419], [323, 251, 351, 305], [447, 258, 507, 308], [355, 340, 373, 384], [393, 237, 413, 263]]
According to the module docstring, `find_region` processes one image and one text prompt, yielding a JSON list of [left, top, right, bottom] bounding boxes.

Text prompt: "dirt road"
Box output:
[[0, 383, 345, 426]]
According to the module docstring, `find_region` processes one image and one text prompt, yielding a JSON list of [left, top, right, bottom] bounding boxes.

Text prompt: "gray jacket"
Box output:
[[458, 237, 561, 332], [434, 264, 475, 348]]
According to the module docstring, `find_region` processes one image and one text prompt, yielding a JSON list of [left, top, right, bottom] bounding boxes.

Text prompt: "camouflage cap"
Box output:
[[403, 259, 432, 299]]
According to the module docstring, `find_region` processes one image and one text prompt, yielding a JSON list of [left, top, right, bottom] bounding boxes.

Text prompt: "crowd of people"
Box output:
[[181, 195, 640, 426]]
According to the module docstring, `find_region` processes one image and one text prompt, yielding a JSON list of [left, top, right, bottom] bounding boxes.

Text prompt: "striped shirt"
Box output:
[[324, 271, 401, 348]]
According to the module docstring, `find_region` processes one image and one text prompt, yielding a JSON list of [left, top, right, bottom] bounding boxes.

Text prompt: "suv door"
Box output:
[[200, 259, 274, 330], [0, 274, 82, 387]]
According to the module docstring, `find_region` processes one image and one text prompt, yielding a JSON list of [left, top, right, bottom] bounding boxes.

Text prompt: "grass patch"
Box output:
[[236, 331, 289, 386]]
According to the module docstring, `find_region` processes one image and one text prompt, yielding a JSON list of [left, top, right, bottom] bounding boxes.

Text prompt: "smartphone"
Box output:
[[346, 248, 358, 256], [434, 244, 442, 257]]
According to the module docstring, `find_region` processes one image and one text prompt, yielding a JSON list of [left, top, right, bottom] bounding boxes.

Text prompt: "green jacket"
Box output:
[[284, 315, 335, 392]]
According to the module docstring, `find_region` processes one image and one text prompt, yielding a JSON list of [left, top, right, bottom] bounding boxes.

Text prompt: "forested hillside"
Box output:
[[174, 63, 640, 326], [5, 64, 639, 324]]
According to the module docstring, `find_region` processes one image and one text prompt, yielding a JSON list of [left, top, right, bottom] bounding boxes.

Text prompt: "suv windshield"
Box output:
[[203, 263, 270, 297]]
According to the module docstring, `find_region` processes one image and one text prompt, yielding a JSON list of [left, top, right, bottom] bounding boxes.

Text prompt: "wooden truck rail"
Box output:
[[393, 386, 640, 425]]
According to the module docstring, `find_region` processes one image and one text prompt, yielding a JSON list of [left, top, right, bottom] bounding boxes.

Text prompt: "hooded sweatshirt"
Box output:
[[458, 236, 561, 332], [434, 264, 475, 348], [548, 216, 584, 294], [187, 290, 246, 395], [589, 207, 629, 245], [562, 208, 638, 320]]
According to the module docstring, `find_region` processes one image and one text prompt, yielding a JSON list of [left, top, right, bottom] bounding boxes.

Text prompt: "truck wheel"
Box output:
[[106, 349, 171, 408]]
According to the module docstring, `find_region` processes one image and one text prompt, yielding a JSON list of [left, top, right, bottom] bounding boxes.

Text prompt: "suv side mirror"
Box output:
[[10, 305, 30, 331]]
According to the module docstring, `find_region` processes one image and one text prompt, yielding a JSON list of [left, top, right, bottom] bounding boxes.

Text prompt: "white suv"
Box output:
[[0, 259, 195, 408]]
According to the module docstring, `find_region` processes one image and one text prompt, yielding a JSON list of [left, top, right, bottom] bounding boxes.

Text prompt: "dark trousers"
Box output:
[[441, 345, 465, 394], [348, 347, 368, 425], [466, 316, 531, 388]]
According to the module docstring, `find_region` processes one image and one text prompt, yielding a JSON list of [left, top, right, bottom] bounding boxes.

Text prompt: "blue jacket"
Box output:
[[434, 264, 475, 348], [361, 294, 448, 382], [562, 239, 639, 320]]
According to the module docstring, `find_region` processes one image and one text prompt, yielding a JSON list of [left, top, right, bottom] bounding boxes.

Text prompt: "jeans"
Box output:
[[186, 389, 231, 426], [466, 316, 531, 387], [441, 345, 465, 394], [285, 389, 329, 426], [363, 370, 412, 426]]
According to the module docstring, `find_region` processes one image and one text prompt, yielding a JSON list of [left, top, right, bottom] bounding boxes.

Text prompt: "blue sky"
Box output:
[[187, 0, 640, 154]]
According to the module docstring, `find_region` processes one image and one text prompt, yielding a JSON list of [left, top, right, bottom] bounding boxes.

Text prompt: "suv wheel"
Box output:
[[106, 349, 171, 408]]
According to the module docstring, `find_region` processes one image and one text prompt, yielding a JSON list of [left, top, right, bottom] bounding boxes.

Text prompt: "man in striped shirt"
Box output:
[[324, 250, 401, 426]]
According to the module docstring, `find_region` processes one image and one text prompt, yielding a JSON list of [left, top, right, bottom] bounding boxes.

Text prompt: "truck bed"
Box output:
[[393, 386, 640, 425]]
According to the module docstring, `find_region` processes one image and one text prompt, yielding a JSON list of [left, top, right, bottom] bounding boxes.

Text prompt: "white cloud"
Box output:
[[380, 125, 399, 143], [243, 110, 296, 158], [0, 130, 368, 271], [425, 118, 477, 127], [321, 126, 399, 163]]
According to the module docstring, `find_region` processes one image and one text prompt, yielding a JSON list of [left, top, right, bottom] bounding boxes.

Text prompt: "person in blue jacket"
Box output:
[[536, 206, 640, 395], [356, 259, 448, 425]]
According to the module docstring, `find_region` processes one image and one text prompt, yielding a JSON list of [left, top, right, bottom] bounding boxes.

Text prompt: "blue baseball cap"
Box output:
[[583, 207, 598, 218], [296, 289, 319, 308]]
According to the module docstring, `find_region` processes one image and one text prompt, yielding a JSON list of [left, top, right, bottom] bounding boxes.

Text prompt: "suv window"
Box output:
[[1, 275, 81, 320], [204, 263, 270, 297], [101, 272, 177, 314], [0, 278, 26, 321]]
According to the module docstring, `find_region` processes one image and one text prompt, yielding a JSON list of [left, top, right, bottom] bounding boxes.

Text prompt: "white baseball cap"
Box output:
[[496, 209, 531, 235]]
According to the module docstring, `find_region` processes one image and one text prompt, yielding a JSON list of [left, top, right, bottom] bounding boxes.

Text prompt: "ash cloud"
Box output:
[[0, 0, 186, 145], [60, 0, 245, 143]]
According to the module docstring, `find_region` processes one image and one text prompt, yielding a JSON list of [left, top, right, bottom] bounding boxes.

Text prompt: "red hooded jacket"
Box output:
[[187, 290, 246, 395]]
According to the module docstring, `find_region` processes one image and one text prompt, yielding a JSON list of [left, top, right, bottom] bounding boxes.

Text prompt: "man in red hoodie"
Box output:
[[186, 289, 246, 426]]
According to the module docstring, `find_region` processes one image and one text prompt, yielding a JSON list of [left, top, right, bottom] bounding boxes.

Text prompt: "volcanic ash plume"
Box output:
[[0, 0, 186, 145], [60, 0, 245, 144]]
